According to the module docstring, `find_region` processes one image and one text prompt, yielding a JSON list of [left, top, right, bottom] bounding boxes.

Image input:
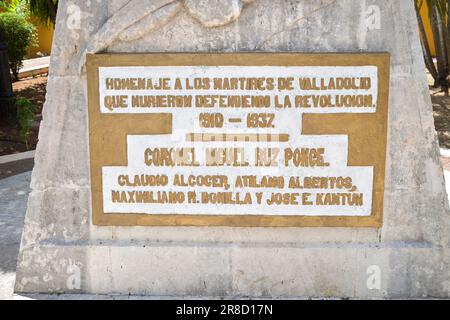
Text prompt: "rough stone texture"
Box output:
[[80, 0, 177, 69], [14, 0, 450, 298], [118, 1, 183, 42], [185, 0, 243, 27], [30, 76, 89, 190]]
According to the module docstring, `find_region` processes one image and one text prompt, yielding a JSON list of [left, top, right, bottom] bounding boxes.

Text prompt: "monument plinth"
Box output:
[[15, 0, 450, 298]]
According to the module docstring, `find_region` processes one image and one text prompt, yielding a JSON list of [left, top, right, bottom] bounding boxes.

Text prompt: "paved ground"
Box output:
[[19, 57, 50, 77], [0, 172, 31, 300], [14, 57, 50, 81], [21, 57, 50, 71], [0, 159, 34, 180]]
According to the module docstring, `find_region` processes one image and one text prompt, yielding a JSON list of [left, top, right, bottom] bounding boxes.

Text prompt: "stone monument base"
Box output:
[[14, 0, 450, 298]]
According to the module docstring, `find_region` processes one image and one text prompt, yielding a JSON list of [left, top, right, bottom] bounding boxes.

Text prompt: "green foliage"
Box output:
[[0, 11, 37, 81], [27, 0, 58, 26], [0, 0, 58, 25], [16, 97, 34, 148], [0, 0, 30, 17], [415, 0, 450, 93]]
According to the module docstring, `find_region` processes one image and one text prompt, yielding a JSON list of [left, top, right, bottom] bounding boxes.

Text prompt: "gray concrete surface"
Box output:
[[0, 172, 31, 300], [0, 151, 35, 165], [21, 57, 50, 70], [13, 0, 450, 298], [20, 57, 50, 72], [19, 57, 50, 79]]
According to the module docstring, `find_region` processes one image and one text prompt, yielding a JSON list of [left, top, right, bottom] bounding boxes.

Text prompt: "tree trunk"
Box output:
[[416, 1, 439, 84], [46, 0, 57, 25], [431, 3, 449, 95], [446, 0, 450, 68], [11, 69, 19, 82]]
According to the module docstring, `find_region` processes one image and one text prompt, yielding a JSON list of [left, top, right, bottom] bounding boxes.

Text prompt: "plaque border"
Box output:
[[86, 53, 390, 227]]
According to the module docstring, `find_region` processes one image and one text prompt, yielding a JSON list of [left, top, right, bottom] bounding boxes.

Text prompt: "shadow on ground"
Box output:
[[432, 94, 450, 149]]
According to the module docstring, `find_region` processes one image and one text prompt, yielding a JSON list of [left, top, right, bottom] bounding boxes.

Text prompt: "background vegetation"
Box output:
[[416, 0, 450, 95], [0, 11, 37, 81]]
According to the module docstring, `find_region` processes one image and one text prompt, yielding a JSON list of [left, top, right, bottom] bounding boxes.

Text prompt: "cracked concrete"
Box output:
[[254, 0, 338, 50]]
